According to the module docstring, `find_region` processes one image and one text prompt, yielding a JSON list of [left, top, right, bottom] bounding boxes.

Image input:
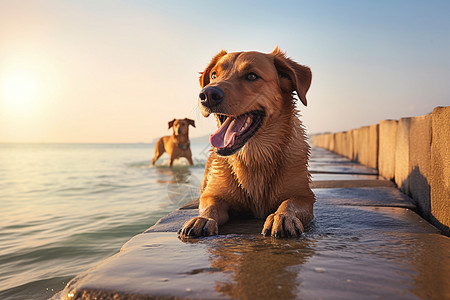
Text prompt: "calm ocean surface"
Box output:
[[0, 143, 210, 300]]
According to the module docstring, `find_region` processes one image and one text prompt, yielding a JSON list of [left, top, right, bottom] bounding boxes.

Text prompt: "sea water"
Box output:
[[0, 143, 210, 300]]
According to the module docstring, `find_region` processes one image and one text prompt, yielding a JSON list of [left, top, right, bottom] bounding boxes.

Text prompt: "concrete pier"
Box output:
[[312, 106, 450, 235], [55, 147, 450, 300]]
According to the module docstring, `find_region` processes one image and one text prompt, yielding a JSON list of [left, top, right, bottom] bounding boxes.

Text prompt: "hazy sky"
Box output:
[[0, 0, 449, 143]]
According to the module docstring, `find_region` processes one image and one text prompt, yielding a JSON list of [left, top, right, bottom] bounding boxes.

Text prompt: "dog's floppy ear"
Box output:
[[199, 50, 228, 88], [185, 118, 196, 128], [168, 118, 176, 129], [271, 47, 311, 106]]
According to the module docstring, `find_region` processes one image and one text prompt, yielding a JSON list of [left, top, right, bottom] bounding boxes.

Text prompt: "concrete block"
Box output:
[[352, 127, 363, 164], [335, 132, 346, 156], [323, 134, 329, 149], [322, 134, 328, 149], [353, 127, 367, 165], [346, 130, 355, 160], [395, 118, 411, 193], [378, 120, 398, 180], [408, 114, 432, 219], [353, 125, 378, 169], [318, 135, 325, 148], [369, 124, 379, 169], [316, 134, 325, 149], [328, 133, 336, 152], [431, 106, 450, 234], [317, 135, 325, 148], [320, 133, 334, 152], [311, 135, 319, 147], [312, 134, 328, 149], [337, 130, 354, 160], [313, 134, 325, 149]]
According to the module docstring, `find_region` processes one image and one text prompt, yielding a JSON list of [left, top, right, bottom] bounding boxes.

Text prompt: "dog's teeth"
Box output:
[[240, 116, 252, 132]]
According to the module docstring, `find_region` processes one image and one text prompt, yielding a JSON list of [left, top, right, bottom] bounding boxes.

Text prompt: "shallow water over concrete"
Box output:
[[56, 148, 450, 299], [59, 202, 450, 299]]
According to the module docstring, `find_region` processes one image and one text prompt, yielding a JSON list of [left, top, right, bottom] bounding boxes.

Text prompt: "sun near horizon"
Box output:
[[0, 1, 449, 144]]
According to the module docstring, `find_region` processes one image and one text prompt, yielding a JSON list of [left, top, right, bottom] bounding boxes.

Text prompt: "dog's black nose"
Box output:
[[199, 86, 224, 108]]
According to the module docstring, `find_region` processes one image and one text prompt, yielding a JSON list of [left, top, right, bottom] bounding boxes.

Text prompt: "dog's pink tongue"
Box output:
[[210, 116, 246, 149]]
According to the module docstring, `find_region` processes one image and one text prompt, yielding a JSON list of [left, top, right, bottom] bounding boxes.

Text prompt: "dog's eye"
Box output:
[[211, 72, 217, 80], [246, 73, 258, 81]]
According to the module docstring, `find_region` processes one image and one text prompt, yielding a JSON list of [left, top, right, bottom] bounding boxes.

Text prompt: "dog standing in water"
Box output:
[[179, 48, 315, 238], [152, 118, 195, 167]]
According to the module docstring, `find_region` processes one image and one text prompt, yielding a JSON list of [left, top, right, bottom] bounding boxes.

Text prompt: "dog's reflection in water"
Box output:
[[180, 219, 315, 299]]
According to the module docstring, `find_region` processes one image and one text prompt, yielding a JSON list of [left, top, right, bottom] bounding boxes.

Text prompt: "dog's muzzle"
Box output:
[[199, 86, 224, 109]]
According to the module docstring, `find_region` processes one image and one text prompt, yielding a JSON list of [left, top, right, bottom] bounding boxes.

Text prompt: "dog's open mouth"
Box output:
[[210, 110, 265, 156]]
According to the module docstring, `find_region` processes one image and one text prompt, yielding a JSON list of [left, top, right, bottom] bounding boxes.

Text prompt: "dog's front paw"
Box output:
[[178, 217, 218, 237], [262, 213, 304, 238]]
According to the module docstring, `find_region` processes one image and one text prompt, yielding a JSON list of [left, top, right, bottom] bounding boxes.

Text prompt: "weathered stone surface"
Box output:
[[395, 118, 411, 193], [368, 124, 379, 169], [146, 209, 198, 233], [352, 127, 364, 165], [378, 120, 398, 180], [310, 107, 450, 236], [431, 106, 450, 234], [181, 186, 412, 211], [334, 132, 345, 156], [54, 146, 450, 300], [353, 125, 379, 169], [311, 179, 394, 188], [324, 133, 335, 152], [314, 187, 415, 208], [333, 131, 354, 159], [311, 135, 320, 148], [310, 146, 353, 163], [311, 173, 381, 181], [346, 129, 355, 160], [311, 134, 328, 149], [309, 162, 378, 175], [409, 114, 432, 219], [56, 198, 449, 300]]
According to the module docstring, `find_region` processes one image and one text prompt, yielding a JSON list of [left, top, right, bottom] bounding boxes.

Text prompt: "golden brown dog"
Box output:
[[179, 47, 315, 238], [152, 118, 195, 167]]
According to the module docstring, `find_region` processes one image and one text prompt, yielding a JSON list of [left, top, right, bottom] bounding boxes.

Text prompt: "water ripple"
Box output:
[[0, 143, 206, 299]]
